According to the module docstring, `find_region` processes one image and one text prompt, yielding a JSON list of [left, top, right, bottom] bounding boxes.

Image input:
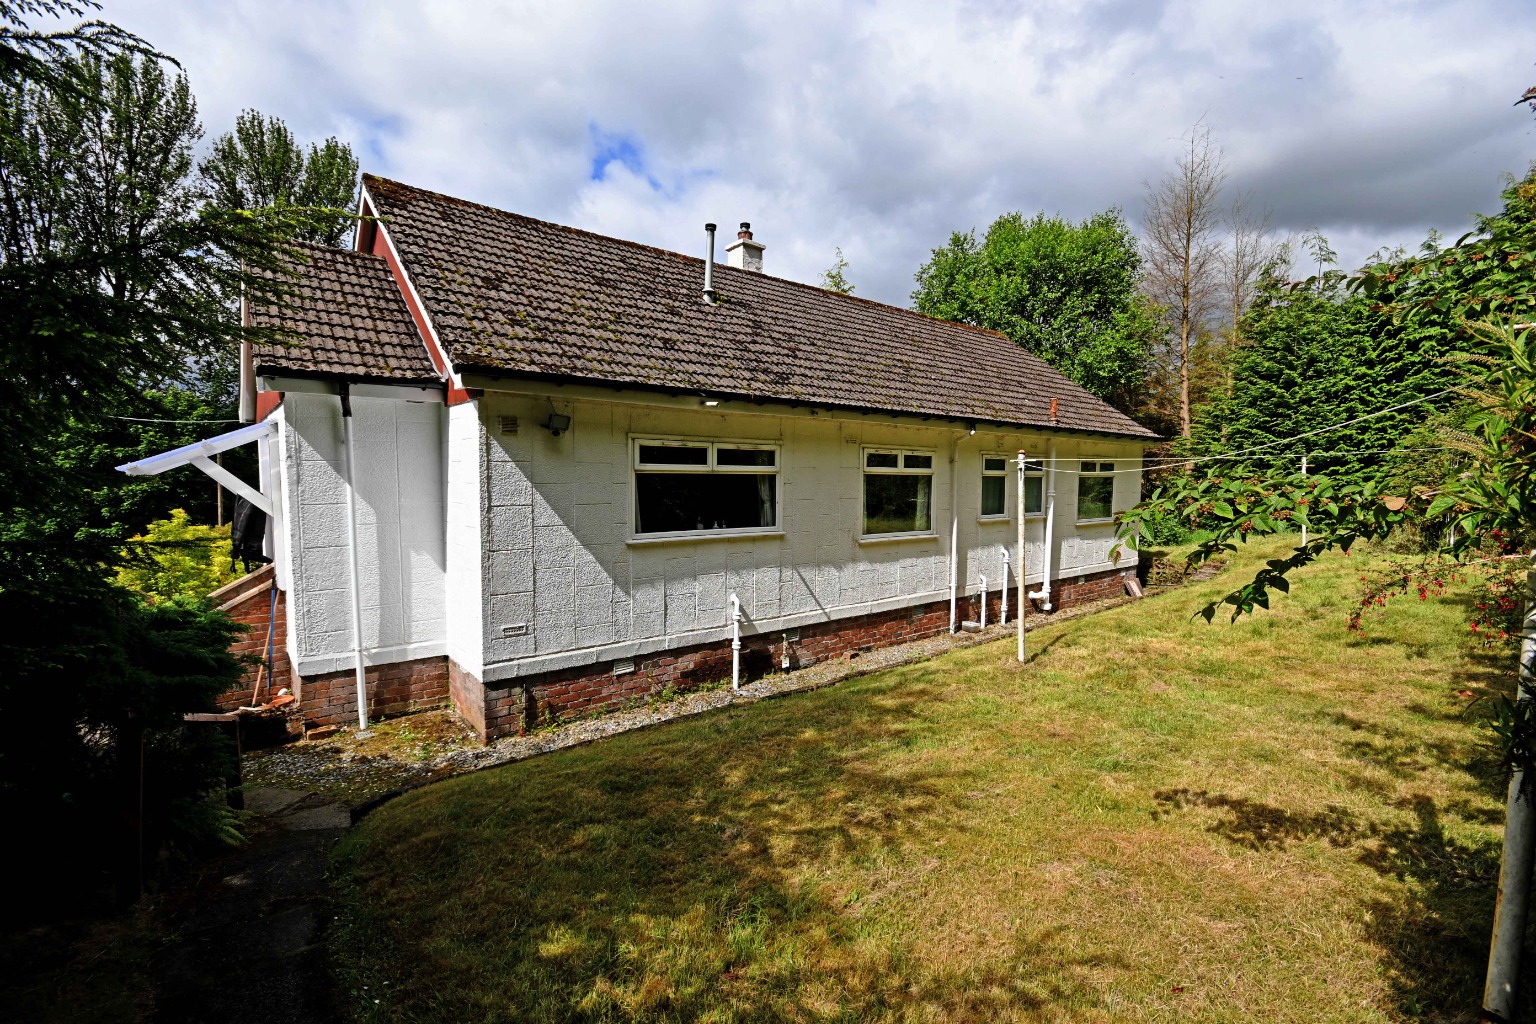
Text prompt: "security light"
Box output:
[[543, 412, 571, 437]]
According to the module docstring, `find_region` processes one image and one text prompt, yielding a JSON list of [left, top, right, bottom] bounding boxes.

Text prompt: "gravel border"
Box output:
[[349, 589, 1151, 817]]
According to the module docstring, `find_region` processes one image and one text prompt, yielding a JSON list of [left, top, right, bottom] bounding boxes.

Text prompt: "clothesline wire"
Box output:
[[1019, 387, 1458, 477]]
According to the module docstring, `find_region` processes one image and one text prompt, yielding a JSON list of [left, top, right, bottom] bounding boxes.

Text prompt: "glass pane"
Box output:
[[635, 473, 776, 533], [865, 451, 899, 469], [1080, 461, 1095, 474], [863, 474, 933, 534], [903, 453, 933, 470], [1025, 476, 1044, 515], [1098, 462, 1115, 473], [716, 447, 776, 467], [1024, 460, 1044, 475], [638, 443, 707, 466], [982, 456, 1007, 473], [1077, 476, 1114, 520], [981, 475, 1005, 516]]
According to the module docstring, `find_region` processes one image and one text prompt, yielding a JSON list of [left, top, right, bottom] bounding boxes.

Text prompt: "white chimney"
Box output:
[[726, 222, 765, 273]]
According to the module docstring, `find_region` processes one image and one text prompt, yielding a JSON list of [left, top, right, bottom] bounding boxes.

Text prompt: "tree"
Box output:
[[912, 209, 1160, 411], [0, 26, 299, 910], [1120, 155, 1536, 1021], [0, 0, 149, 87], [1220, 192, 1281, 367], [1142, 124, 1226, 437], [198, 108, 360, 247], [820, 246, 854, 294], [1189, 272, 1460, 482]]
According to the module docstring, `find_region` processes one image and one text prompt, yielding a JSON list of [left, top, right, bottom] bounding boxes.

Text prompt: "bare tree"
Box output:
[[1142, 124, 1226, 438], [1223, 192, 1272, 347]]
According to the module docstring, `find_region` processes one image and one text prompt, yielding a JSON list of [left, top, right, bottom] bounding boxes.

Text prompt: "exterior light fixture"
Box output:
[[543, 412, 571, 437], [702, 399, 721, 407]]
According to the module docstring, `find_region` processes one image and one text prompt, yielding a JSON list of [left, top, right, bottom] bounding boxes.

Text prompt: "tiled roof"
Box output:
[[247, 242, 440, 383], [364, 175, 1157, 439]]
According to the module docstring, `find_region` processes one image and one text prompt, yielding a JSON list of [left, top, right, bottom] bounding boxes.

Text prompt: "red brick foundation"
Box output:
[[447, 565, 1137, 743], [297, 657, 450, 731], [214, 565, 451, 732], [212, 565, 293, 711]]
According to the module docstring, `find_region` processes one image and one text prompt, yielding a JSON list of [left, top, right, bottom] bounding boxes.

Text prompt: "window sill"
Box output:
[[858, 532, 938, 545], [627, 530, 785, 546], [1075, 518, 1116, 527], [977, 516, 1011, 525]]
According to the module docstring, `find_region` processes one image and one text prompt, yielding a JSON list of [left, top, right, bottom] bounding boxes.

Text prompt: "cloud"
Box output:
[[98, 0, 1536, 304]]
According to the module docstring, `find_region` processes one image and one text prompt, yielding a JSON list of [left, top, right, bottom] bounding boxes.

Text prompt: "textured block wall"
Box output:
[[470, 393, 1142, 685], [281, 392, 447, 676]]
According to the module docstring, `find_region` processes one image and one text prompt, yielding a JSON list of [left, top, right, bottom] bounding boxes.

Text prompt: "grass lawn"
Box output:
[[331, 536, 1523, 1023]]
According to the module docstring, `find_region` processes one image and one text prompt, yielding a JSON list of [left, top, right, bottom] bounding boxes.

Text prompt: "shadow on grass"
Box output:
[[332, 666, 1111, 1022], [1152, 786, 1520, 1020]]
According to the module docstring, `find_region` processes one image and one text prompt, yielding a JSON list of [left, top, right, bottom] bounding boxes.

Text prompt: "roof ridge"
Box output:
[[361, 173, 1016, 345]]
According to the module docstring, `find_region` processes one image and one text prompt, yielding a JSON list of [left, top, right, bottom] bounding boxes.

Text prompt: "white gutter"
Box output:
[[339, 385, 370, 733], [1028, 438, 1058, 611], [948, 432, 964, 633]]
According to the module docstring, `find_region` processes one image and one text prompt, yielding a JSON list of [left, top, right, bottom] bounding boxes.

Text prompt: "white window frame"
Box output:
[[860, 446, 937, 540], [1076, 460, 1117, 524], [1022, 458, 1045, 518], [629, 437, 782, 541], [979, 453, 1013, 521]]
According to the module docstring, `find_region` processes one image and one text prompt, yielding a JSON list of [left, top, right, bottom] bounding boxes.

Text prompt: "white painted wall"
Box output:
[[470, 393, 1145, 684], [445, 401, 486, 676], [280, 391, 447, 675]]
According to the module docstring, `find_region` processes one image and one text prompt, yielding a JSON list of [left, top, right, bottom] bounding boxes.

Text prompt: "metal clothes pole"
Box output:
[[1483, 552, 1536, 1022], [1016, 451, 1027, 663]]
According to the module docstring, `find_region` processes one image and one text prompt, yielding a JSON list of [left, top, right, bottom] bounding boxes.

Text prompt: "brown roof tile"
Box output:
[[364, 175, 1157, 439], [247, 243, 440, 383]]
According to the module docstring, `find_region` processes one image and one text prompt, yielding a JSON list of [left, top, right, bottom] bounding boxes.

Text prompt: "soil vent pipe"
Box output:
[[703, 223, 717, 304]]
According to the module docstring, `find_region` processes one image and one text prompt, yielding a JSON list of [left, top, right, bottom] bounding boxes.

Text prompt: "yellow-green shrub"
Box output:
[[116, 509, 239, 601]]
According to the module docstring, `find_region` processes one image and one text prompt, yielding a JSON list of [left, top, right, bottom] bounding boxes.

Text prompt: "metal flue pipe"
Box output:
[[703, 223, 718, 304]]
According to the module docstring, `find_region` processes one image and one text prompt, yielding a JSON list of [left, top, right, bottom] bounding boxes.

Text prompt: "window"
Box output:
[[1076, 461, 1116, 522], [633, 439, 779, 537], [981, 455, 1045, 518], [980, 455, 1008, 517], [863, 448, 934, 536], [1023, 459, 1044, 516]]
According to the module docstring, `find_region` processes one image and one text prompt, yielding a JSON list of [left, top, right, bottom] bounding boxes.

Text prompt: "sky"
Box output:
[[96, 0, 1536, 307]]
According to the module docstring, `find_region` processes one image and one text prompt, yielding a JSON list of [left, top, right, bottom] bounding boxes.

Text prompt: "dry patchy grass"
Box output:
[[330, 537, 1524, 1023]]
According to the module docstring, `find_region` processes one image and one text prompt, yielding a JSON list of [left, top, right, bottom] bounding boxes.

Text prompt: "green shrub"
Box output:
[[116, 509, 239, 601]]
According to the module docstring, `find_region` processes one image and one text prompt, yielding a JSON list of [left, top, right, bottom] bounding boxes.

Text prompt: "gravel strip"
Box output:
[[425, 591, 1141, 779], [250, 560, 1227, 812]]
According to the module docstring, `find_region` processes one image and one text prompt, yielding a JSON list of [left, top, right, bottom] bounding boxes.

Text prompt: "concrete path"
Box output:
[[152, 788, 350, 1024]]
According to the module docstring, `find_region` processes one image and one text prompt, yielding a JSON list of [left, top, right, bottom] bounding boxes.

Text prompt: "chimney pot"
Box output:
[[726, 222, 765, 273]]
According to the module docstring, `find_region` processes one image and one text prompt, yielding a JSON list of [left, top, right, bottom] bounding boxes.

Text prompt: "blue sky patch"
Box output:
[[589, 125, 661, 190]]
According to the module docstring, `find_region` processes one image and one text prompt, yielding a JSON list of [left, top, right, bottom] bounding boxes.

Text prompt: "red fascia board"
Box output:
[[358, 192, 474, 405]]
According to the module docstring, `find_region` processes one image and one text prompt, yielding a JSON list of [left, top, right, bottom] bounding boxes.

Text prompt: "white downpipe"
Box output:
[[729, 593, 742, 691], [1000, 546, 1010, 626], [979, 574, 988, 630], [1016, 451, 1027, 662], [948, 433, 963, 633], [1029, 439, 1058, 611], [340, 386, 369, 733]]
